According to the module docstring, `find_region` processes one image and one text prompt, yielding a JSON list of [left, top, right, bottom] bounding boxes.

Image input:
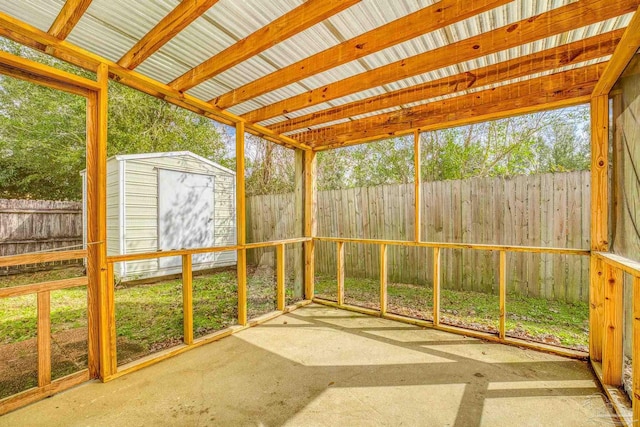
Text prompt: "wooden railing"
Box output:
[[591, 252, 640, 426], [312, 237, 590, 358], [0, 250, 90, 416], [101, 237, 311, 381]]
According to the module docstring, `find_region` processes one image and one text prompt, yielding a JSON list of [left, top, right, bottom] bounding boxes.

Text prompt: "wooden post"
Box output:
[[603, 264, 623, 385], [590, 94, 609, 362], [293, 150, 305, 298], [633, 276, 640, 426], [37, 291, 51, 387], [105, 262, 116, 376], [304, 150, 317, 300], [499, 250, 507, 339], [88, 63, 108, 380], [276, 244, 285, 311], [380, 244, 388, 314], [433, 247, 441, 326], [182, 254, 193, 345], [337, 241, 345, 305], [414, 130, 421, 242], [236, 121, 247, 326]]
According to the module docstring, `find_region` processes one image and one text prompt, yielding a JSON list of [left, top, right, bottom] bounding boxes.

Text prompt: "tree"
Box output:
[[0, 39, 230, 200]]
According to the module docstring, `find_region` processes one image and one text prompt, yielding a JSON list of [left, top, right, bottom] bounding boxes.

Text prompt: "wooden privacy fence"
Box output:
[[247, 171, 591, 302], [0, 199, 83, 274]]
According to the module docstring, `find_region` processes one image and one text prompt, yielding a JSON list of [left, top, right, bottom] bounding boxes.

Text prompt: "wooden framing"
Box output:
[[432, 247, 441, 326], [171, 0, 361, 92], [276, 244, 286, 311], [236, 121, 247, 326], [413, 130, 421, 243], [182, 255, 194, 345], [241, 0, 636, 125], [118, 0, 220, 70], [298, 65, 603, 148], [268, 30, 622, 136], [48, 0, 92, 40], [499, 251, 507, 340], [212, 0, 510, 109], [602, 264, 624, 385], [37, 291, 52, 387], [304, 151, 317, 299], [634, 276, 640, 426], [379, 244, 388, 315], [337, 241, 345, 306]]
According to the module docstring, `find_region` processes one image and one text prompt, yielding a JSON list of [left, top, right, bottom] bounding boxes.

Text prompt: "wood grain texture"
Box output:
[[118, 0, 220, 69], [633, 276, 640, 426], [171, 0, 361, 92], [593, 6, 640, 96], [276, 244, 285, 311], [37, 291, 51, 387], [499, 251, 506, 339], [236, 121, 247, 326], [433, 247, 441, 326], [213, 0, 510, 109], [268, 30, 622, 134], [379, 244, 388, 315], [337, 241, 345, 306], [304, 151, 317, 299], [602, 264, 623, 385], [298, 64, 603, 147], [48, 0, 92, 40], [182, 254, 194, 345], [242, 0, 638, 124]]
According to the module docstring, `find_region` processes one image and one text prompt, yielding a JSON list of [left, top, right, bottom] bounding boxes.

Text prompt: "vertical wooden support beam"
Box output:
[[337, 241, 345, 306], [88, 62, 108, 380], [414, 130, 421, 242], [182, 254, 193, 345], [276, 244, 285, 311], [499, 250, 507, 339], [304, 150, 317, 300], [236, 121, 247, 326], [105, 262, 116, 375], [433, 247, 441, 326], [633, 276, 640, 427], [37, 291, 51, 387], [603, 264, 623, 386], [590, 94, 609, 362], [380, 244, 388, 314], [293, 150, 305, 298]]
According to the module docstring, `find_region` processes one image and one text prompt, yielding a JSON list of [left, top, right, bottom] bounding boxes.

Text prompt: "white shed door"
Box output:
[[158, 169, 215, 268]]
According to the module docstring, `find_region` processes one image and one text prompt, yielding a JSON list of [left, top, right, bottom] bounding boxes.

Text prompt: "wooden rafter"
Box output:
[[210, 0, 511, 109], [170, 0, 361, 92], [48, 0, 92, 40], [242, 0, 639, 125], [299, 64, 604, 149], [269, 29, 623, 135], [593, 5, 640, 96], [0, 11, 308, 150], [118, 0, 220, 70]]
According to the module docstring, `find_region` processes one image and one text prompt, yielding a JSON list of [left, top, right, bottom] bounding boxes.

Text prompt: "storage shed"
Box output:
[[82, 151, 236, 281]]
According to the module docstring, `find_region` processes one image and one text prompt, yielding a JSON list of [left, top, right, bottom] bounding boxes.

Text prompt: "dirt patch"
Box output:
[[0, 328, 87, 399]]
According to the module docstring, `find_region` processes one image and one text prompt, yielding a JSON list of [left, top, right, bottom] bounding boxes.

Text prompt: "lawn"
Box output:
[[0, 265, 304, 399], [315, 275, 589, 351]]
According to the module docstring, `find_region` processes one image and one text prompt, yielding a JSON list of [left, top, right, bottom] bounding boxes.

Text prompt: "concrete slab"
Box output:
[[0, 304, 613, 426]]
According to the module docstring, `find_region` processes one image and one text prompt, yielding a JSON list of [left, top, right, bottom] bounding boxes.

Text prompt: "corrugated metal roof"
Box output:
[[0, 0, 633, 140]]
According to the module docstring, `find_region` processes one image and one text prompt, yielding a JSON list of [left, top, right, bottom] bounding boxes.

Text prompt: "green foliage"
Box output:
[[0, 39, 230, 201]]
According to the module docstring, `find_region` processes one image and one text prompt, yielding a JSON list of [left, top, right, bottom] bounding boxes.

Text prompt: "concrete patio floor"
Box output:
[[0, 304, 614, 426]]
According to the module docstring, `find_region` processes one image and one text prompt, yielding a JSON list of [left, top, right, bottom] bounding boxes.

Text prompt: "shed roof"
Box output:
[[0, 0, 638, 150]]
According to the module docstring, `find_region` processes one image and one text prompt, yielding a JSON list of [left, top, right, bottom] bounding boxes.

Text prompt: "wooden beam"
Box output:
[[37, 291, 51, 387], [379, 244, 388, 314], [236, 121, 247, 326], [118, 0, 219, 69], [48, 0, 92, 40], [242, 0, 638, 124], [182, 254, 193, 345], [337, 241, 345, 306], [499, 251, 507, 339], [633, 276, 640, 426], [590, 256, 605, 361], [593, 6, 640, 96], [301, 64, 602, 148], [212, 0, 511, 109], [433, 247, 441, 326], [268, 30, 622, 135], [171, 0, 361, 92], [304, 151, 317, 299], [0, 12, 308, 150], [414, 130, 421, 242], [276, 244, 285, 311], [602, 264, 623, 386]]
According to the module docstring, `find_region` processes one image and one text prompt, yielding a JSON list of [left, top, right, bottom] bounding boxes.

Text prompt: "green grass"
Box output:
[[315, 275, 589, 351]]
